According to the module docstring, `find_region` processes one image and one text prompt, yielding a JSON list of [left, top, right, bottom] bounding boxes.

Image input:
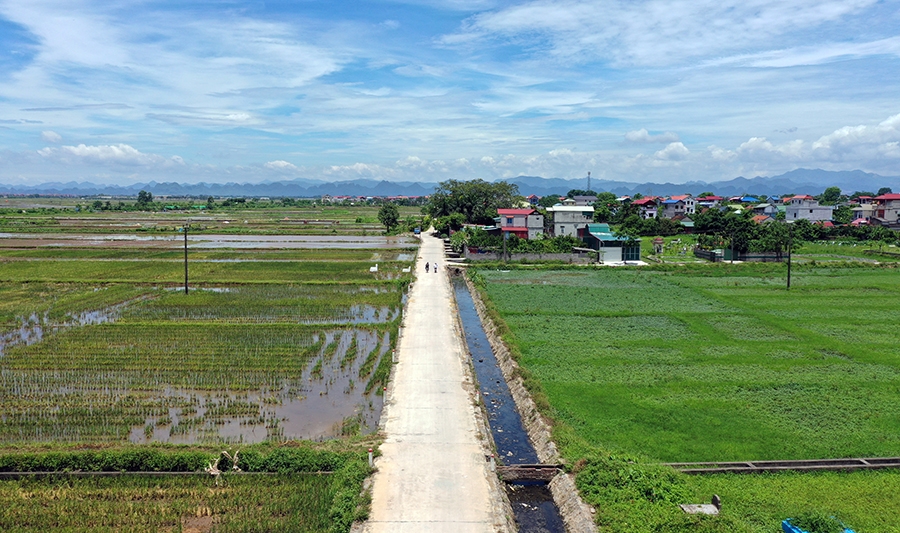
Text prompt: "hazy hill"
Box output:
[[1, 169, 897, 198]]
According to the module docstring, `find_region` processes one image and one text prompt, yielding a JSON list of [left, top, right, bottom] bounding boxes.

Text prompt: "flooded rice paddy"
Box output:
[[0, 287, 400, 445], [0, 233, 418, 250]]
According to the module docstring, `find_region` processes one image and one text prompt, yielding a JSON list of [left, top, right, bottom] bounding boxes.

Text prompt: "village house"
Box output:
[[581, 223, 642, 262], [660, 198, 688, 218], [850, 196, 875, 226], [632, 197, 658, 219], [752, 203, 778, 217], [495, 208, 545, 240], [785, 195, 834, 222], [871, 193, 900, 226], [751, 214, 774, 224], [572, 195, 598, 206], [546, 205, 594, 237], [669, 194, 696, 214], [696, 195, 724, 209]]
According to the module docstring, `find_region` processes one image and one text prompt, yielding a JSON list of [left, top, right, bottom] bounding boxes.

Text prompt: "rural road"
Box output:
[[364, 233, 505, 533]]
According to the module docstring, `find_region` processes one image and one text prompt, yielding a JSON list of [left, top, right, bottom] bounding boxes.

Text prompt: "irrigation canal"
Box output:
[[454, 279, 566, 533]]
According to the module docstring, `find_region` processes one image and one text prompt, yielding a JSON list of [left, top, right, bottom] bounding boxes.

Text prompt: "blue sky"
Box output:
[[1, 0, 899, 186]]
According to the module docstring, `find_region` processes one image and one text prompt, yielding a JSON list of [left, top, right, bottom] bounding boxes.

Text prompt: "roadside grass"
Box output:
[[477, 265, 900, 531]]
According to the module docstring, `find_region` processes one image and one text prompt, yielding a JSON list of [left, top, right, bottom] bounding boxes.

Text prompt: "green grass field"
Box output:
[[477, 264, 900, 531]]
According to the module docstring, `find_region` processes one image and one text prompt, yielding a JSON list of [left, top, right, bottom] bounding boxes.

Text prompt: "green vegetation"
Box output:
[[0, 443, 371, 533], [476, 264, 900, 531], [423, 178, 521, 224]]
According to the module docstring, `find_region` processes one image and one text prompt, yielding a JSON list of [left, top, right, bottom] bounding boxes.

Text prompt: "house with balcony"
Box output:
[[785, 195, 834, 222], [496, 208, 545, 240], [632, 197, 658, 219], [546, 205, 594, 237], [871, 193, 900, 226], [669, 194, 696, 214], [660, 199, 688, 219]]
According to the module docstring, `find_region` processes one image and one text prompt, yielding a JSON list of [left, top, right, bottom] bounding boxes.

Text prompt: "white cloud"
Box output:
[[41, 130, 61, 143], [444, 0, 880, 66], [625, 128, 679, 144], [37, 144, 170, 166], [264, 160, 299, 171], [654, 142, 690, 161]]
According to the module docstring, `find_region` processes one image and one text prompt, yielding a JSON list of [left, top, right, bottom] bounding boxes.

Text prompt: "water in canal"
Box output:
[[454, 278, 566, 533]]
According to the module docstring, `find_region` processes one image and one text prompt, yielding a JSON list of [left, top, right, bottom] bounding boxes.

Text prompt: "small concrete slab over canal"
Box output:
[[365, 233, 505, 533]]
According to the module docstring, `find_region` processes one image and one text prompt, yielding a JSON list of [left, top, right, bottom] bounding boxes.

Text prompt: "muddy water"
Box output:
[[454, 279, 565, 533], [1, 299, 392, 444], [0, 299, 136, 356], [128, 329, 390, 445]]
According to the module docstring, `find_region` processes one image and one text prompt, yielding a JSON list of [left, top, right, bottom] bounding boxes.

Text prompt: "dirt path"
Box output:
[[364, 233, 507, 533]]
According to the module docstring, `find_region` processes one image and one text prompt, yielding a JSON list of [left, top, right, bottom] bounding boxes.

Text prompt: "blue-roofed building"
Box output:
[[660, 198, 688, 218], [581, 223, 642, 262]]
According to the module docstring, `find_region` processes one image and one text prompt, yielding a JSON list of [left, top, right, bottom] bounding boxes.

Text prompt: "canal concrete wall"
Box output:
[[464, 276, 599, 533]]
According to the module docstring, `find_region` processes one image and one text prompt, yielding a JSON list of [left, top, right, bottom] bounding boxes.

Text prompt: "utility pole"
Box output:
[[183, 223, 189, 294], [786, 222, 792, 290], [503, 231, 509, 262]]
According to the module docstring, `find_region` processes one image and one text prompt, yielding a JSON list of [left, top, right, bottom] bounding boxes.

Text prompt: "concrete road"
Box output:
[[365, 233, 505, 533]]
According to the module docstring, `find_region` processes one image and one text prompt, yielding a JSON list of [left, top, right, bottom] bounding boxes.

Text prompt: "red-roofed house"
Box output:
[[632, 197, 658, 219], [496, 208, 545, 239], [669, 194, 696, 214], [697, 195, 723, 208], [872, 193, 900, 225]]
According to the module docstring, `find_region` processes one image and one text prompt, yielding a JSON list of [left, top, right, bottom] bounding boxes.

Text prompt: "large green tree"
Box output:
[[818, 186, 842, 205], [136, 190, 153, 206], [538, 195, 563, 208], [377, 203, 400, 231], [423, 179, 521, 224]]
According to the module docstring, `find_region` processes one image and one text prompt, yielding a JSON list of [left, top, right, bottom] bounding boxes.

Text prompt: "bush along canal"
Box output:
[[454, 278, 566, 533]]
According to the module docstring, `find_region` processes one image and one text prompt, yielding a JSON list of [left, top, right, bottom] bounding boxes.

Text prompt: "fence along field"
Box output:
[[477, 265, 900, 532], [0, 247, 411, 445]]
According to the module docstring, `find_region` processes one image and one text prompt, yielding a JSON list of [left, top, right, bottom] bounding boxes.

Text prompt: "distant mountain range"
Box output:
[[1, 169, 897, 199]]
